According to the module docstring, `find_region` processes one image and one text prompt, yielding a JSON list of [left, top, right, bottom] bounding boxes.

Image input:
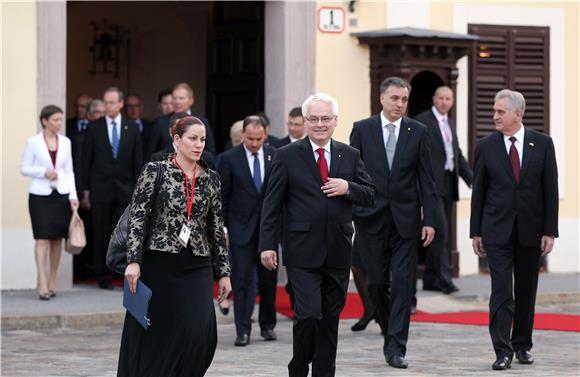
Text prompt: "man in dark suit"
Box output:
[[415, 86, 473, 294], [350, 77, 439, 369], [274, 107, 306, 148], [260, 93, 375, 377], [147, 82, 216, 158], [470, 89, 558, 371], [124, 94, 153, 160], [219, 115, 277, 347], [66, 94, 91, 141], [81, 87, 143, 289]]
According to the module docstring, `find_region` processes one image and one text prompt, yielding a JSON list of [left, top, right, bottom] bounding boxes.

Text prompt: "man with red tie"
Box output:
[[260, 93, 375, 377], [470, 89, 559, 370]]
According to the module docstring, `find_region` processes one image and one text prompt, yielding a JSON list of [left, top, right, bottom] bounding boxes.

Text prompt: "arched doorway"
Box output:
[[408, 71, 444, 117]]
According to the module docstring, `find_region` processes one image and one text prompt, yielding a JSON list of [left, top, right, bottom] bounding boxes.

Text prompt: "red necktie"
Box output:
[[509, 136, 520, 183], [316, 148, 328, 183]]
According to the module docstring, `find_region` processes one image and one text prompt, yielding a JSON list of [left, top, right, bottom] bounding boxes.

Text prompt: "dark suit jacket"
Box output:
[[67, 117, 85, 192], [414, 110, 473, 199], [147, 112, 216, 158], [273, 136, 291, 148], [149, 145, 215, 169], [219, 144, 276, 246], [470, 128, 558, 247], [259, 137, 375, 269], [350, 115, 439, 237], [81, 116, 143, 203], [265, 134, 280, 147]]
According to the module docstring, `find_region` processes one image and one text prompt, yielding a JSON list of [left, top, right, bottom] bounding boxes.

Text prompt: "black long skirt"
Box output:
[[117, 247, 217, 377]]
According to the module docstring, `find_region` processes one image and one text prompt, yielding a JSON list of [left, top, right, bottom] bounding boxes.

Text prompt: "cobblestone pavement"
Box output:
[[2, 305, 579, 377]]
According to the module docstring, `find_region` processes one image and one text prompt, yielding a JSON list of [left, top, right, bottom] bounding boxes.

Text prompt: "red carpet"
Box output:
[[254, 286, 580, 333]]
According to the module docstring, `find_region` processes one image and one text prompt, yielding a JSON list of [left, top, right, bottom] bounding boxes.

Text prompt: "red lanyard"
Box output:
[[43, 132, 58, 168], [173, 156, 196, 222]]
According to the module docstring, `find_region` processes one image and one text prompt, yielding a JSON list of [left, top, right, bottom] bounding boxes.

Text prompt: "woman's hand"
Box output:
[[70, 199, 79, 211], [45, 168, 57, 180], [125, 263, 141, 294], [217, 276, 232, 304]]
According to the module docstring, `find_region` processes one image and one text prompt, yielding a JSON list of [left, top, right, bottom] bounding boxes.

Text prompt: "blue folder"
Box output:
[[123, 278, 152, 330]]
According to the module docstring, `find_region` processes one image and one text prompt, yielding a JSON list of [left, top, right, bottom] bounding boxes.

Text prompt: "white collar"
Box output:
[[380, 112, 402, 129], [243, 144, 264, 157], [309, 138, 331, 154], [504, 124, 525, 143], [106, 114, 121, 125], [431, 106, 448, 122]]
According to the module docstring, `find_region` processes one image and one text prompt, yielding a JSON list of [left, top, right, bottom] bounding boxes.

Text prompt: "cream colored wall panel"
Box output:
[[386, 1, 431, 28]]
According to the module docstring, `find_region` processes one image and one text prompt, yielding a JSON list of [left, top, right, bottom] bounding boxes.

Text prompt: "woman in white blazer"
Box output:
[[20, 105, 79, 300]]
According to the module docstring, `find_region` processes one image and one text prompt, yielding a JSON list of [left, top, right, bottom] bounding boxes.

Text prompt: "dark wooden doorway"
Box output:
[[206, 2, 265, 152], [408, 71, 445, 117]]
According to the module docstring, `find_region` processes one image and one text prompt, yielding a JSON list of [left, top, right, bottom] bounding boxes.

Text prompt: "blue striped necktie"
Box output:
[[111, 121, 119, 159], [253, 153, 262, 191]]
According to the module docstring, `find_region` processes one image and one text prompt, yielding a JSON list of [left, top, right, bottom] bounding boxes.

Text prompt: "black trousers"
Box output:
[[424, 173, 454, 288], [356, 210, 417, 358], [91, 200, 126, 283], [286, 265, 349, 377], [486, 223, 541, 358], [230, 235, 277, 337]]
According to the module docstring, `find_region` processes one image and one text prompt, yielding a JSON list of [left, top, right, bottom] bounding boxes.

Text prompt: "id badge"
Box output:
[[178, 223, 192, 247]]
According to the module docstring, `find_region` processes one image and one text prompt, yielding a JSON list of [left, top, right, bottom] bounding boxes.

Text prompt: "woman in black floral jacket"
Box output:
[[117, 116, 231, 377]]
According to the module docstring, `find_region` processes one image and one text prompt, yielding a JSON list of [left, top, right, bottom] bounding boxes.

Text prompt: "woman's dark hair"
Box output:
[[172, 116, 204, 138], [39, 105, 63, 128]]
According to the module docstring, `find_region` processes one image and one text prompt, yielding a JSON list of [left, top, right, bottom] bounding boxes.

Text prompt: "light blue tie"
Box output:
[[111, 121, 119, 159], [252, 153, 262, 192], [385, 123, 396, 169]]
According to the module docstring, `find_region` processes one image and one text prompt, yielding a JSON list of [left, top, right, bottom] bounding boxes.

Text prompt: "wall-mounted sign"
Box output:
[[318, 7, 345, 34]]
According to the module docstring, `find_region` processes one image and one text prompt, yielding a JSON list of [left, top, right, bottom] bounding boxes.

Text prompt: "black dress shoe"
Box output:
[[492, 356, 512, 370], [98, 281, 114, 290], [351, 314, 374, 332], [234, 333, 250, 346], [441, 284, 459, 295], [515, 350, 534, 364], [38, 293, 51, 301], [260, 329, 277, 341], [218, 305, 229, 316], [387, 355, 408, 369], [423, 281, 442, 292]]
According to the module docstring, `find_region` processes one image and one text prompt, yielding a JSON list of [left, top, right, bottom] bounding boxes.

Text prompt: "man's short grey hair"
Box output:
[[88, 99, 104, 114], [495, 89, 526, 116], [380, 76, 411, 95], [302, 93, 339, 117]]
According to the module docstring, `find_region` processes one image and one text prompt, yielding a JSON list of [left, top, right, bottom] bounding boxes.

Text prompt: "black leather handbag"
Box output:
[[106, 162, 165, 274]]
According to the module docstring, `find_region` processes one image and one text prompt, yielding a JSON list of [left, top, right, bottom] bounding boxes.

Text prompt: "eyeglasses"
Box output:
[[305, 116, 336, 125]]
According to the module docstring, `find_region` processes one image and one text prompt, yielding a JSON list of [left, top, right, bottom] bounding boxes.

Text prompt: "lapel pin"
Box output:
[[267, 155, 272, 161], [124, 125, 128, 130], [407, 127, 411, 131], [529, 142, 534, 147], [338, 154, 341, 158]]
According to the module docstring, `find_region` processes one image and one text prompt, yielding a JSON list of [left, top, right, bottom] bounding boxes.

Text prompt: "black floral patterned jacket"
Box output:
[[127, 158, 230, 278]]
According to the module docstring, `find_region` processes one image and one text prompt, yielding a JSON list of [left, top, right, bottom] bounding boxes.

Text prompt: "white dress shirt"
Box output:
[[243, 144, 265, 183], [431, 106, 455, 171], [380, 111, 401, 145], [310, 139, 331, 171], [20, 131, 78, 199], [106, 114, 122, 145], [503, 124, 525, 166]]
